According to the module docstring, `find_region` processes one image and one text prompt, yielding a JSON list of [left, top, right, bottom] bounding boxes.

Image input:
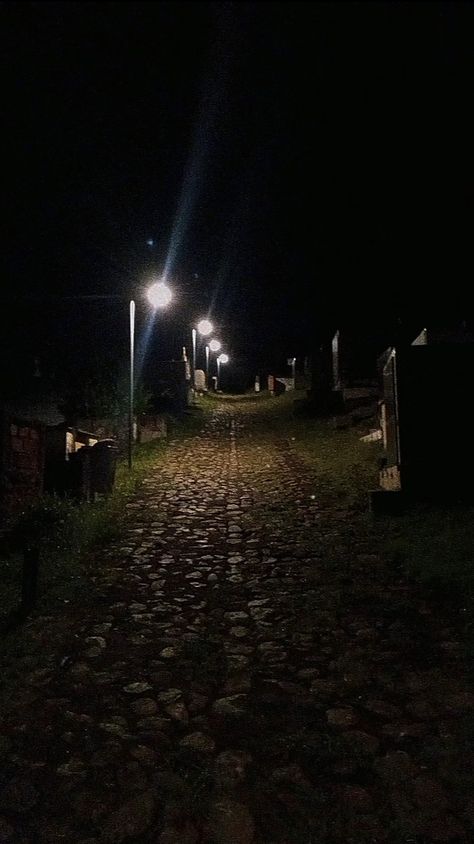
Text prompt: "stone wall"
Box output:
[[1, 415, 46, 515], [137, 414, 167, 443], [76, 414, 167, 448]]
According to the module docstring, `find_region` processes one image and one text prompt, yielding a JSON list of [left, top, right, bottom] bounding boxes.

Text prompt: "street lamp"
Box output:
[[205, 338, 221, 389], [191, 318, 213, 391], [288, 356, 296, 388], [147, 281, 172, 309], [129, 280, 172, 470], [216, 352, 229, 391]]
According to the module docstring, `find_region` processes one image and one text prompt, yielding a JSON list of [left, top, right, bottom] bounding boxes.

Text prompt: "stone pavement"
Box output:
[[1, 404, 474, 843]]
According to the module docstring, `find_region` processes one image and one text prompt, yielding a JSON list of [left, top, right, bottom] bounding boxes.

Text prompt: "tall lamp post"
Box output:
[[216, 352, 229, 391], [129, 300, 136, 471], [207, 338, 221, 389], [129, 280, 172, 470], [191, 319, 213, 391]]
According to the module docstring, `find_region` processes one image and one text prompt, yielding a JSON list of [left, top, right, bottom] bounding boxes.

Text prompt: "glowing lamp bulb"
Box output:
[[209, 339, 221, 352], [147, 281, 172, 309], [197, 319, 213, 336]]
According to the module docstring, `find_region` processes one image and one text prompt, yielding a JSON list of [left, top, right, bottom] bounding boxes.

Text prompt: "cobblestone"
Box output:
[[1, 403, 473, 841]]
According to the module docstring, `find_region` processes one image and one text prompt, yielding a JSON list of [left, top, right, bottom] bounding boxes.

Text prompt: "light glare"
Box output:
[[209, 339, 221, 352], [218, 353, 229, 364], [147, 281, 172, 309], [197, 319, 213, 336]]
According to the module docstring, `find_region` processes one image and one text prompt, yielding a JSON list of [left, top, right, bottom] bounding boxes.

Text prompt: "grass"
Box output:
[[0, 440, 163, 623], [204, 390, 381, 511], [0, 405, 211, 703], [206, 390, 474, 615], [3, 389, 474, 696], [380, 504, 474, 593], [1, 407, 209, 616]]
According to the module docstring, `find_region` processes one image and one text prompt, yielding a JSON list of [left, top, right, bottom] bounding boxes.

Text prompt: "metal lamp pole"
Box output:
[[128, 299, 135, 471], [205, 345, 210, 388], [208, 339, 221, 390], [191, 320, 213, 394], [191, 328, 197, 391], [129, 281, 172, 470], [216, 352, 228, 391]]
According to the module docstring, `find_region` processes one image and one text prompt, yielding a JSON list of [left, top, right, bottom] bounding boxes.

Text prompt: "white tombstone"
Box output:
[[194, 369, 206, 392]]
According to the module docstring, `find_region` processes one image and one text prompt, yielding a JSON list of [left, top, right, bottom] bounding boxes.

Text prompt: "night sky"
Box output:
[[2, 1, 474, 384]]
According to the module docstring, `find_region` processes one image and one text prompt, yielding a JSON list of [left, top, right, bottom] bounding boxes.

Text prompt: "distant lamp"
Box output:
[[197, 319, 213, 336], [191, 319, 214, 391], [206, 338, 221, 388], [129, 280, 172, 471], [147, 281, 172, 309], [216, 352, 229, 390]]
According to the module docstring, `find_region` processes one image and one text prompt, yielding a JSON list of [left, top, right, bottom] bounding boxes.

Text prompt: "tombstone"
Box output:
[[377, 348, 401, 494], [194, 369, 206, 393], [267, 374, 275, 395], [254, 375, 260, 392], [138, 414, 167, 443], [411, 328, 428, 346], [382, 349, 400, 470], [375, 328, 474, 504]]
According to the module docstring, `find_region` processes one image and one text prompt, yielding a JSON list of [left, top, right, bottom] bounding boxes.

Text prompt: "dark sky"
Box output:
[[2, 1, 474, 377]]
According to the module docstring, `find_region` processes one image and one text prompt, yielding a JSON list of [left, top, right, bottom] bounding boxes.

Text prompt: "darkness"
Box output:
[[2, 1, 474, 388]]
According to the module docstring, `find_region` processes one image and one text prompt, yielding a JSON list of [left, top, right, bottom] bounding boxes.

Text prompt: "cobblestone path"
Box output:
[[1, 405, 474, 843]]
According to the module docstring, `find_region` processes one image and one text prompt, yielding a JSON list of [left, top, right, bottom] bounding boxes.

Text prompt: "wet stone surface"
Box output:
[[1, 405, 473, 842]]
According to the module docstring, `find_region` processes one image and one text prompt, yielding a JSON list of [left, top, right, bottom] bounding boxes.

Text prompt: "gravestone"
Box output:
[[194, 369, 206, 393], [332, 330, 341, 389], [376, 329, 474, 503]]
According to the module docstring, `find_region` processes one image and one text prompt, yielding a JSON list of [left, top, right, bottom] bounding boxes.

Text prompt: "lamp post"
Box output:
[[129, 299, 135, 471], [205, 345, 210, 388], [191, 319, 213, 391], [291, 356, 296, 388], [207, 338, 221, 389], [216, 352, 229, 391], [129, 280, 172, 470], [191, 328, 197, 385]]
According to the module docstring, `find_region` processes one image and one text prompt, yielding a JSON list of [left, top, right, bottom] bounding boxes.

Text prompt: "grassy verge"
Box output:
[[378, 504, 474, 673], [380, 503, 474, 600], [208, 391, 474, 615], [0, 405, 210, 706], [0, 406, 208, 627], [205, 390, 381, 510]]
